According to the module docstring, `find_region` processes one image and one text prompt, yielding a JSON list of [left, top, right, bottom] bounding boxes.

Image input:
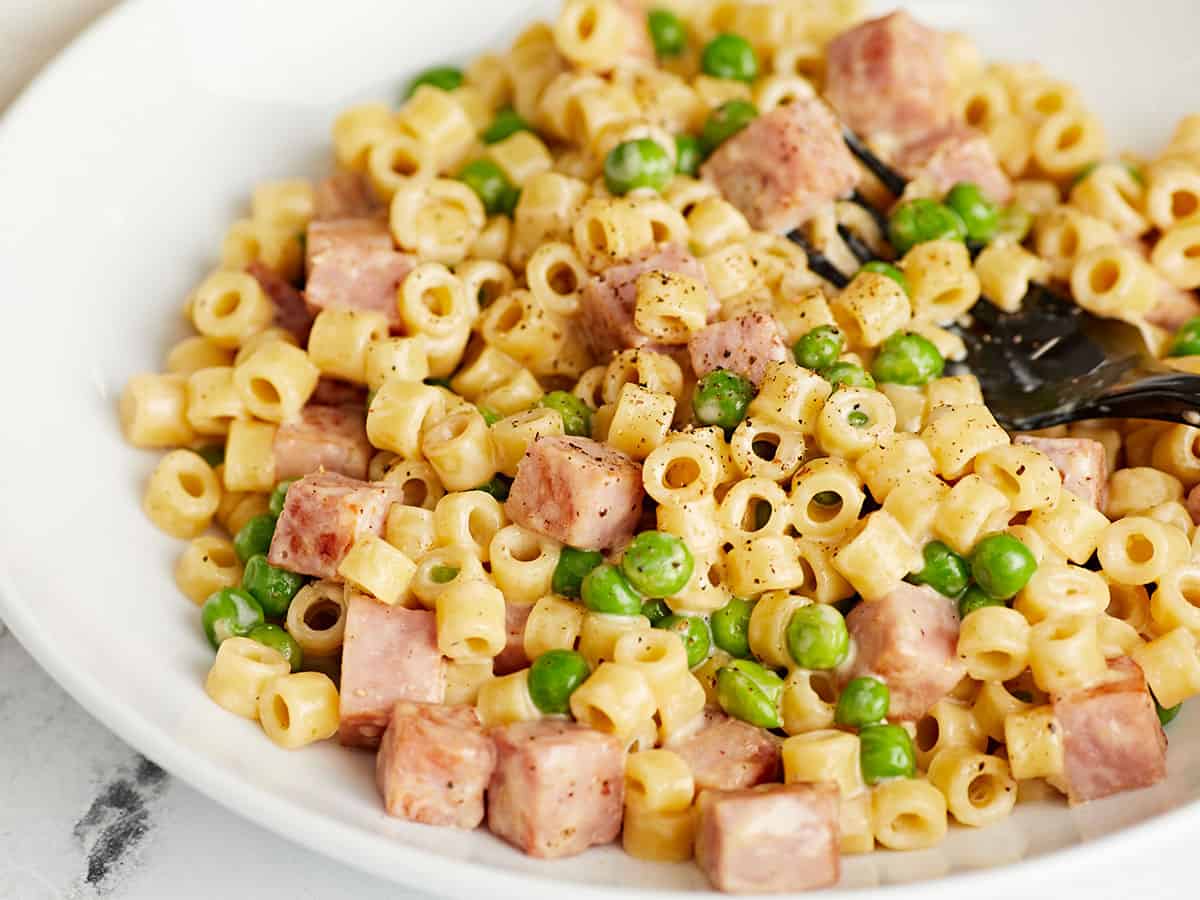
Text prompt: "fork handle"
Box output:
[[1070, 372, 1200, 427]]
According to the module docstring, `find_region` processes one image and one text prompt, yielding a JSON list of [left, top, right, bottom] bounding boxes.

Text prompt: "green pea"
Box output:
[[871, 331, 945, 386], [945, 181, 999, 243], [859, 723, 917, 785], [241, 554, 305, 618], [970, 532, 1037, 600], [821, 361, 875, 389], [786, 605, 850, 670], [234, 514, 277, 564], [540, 390, 593, 437], [431, 565, 460, 584], [641, 598, 673, 626], [700, 100, 758, 154], [860, 261, 910, 295], [835, 676, 890, 727], [553, 546, 605, 599], [458, 159, 519, 216], [475, 473, 512, 501], [482, 107, 532, 145], [958, 584, 1005, 618], [700, 33, 758, 83], [405, 65, 463, 98], [995, 203, 1034, 243], [847, 410, 869, 427], [581, 563, 644, 615], [1169, 316, 1200, 357], [1157, 697, 1182, 727], [247, 623, 303, 671], [201, 587, 265, 649], [528, 649, 592, 715], [194, 444, 224, 468], [792, 325, 843, 372], [268, 479, 296, 517], [888, 198, 968, 256], [711, 597, 754, 658], [647, 8, 687, 57], [909, 541, 970, 599], [658, 614, 712, 669], [477, 405, 501, 426], [693, 369, 755, 430], [716, 659, 783, 728], [621, 531, 694, 598], [675, 134, 703, 176], [604, 138, 674, 195]]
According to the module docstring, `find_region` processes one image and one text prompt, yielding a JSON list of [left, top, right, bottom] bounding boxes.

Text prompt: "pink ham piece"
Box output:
[[1052, 657, 1167, 805], [1188, 483, 1200, 525], [267, 471, 398, 579], [894, 124, 1013, 204], [1014, 435, 1108, 511], [615, 0, 655, 64], [313, 171, 381, 221], [825, 11, 951, 143], [700, 97, 860, 232], [843, 583, 965, 720], [375, 702, 496, 827], [506, 435, 645, 550], [340, 595, 445, 748], [486, 721, 624, 859], [273, 404, 372, 481], [579, 244, 715, 359], [305, 219, 415, 329], [493, 602, 533, 677], [1148, 279, 1200, 331], [246, 261, 314, 343], [310, 376, 368, 409], [688, 312, 790, 387], [668, 709, 781, 791], [695, 783, 840, 894]]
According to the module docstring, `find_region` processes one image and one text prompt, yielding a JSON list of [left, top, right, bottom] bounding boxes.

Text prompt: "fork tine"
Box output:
[[836, 224, 875, 264], [842, 130, 908, 196], [849, 188, 889, 232], [786, 231, 851, 288]]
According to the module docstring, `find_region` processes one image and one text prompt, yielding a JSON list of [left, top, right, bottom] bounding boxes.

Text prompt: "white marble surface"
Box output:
[[0, 5, 1194, 900]]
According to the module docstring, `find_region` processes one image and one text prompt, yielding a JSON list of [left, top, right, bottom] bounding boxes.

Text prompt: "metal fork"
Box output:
[[785, 133, 1200, 432]]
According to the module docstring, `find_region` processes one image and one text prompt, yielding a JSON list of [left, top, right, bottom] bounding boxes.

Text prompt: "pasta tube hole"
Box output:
[[249, 377, 281, 407], [967, 772, 1005, 808], [272, 694, 291, 730], [548, 262, 580, 296], [915, 716, 940, 754], [752, 435, 780, 461], [1178, 574, 1200, 610], [304, 599, 343, 632], [664, 458, 701, 489], [398, 477, 430, 507], [1088, 258, 1121, 293], [212, 290, 241, 318], [178, 472, 207, 498], [1172, 190, 1199, 220], [1056, 123, 1084, 151], [1124, 534, 1156, 564]]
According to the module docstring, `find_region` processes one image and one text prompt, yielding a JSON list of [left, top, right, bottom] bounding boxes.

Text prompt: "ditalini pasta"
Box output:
[[120, 2, 1200, 893]]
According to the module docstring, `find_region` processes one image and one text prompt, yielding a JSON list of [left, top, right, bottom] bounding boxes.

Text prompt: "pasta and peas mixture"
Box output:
[[120, 0, 1200, 893]]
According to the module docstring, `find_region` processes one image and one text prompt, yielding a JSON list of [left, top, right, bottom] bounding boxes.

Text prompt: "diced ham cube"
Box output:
[[506, 435, 645, 550], [310, 376, 368, 409], [1052, 657, 1167, 805], [1148, 278, 1200, 331], [375, 702, 495, 828], [493, 602, 533, 677], [580, 244, 715, 359], [340, 595, 445, 748], [825, 11, 951, 143], [695, 783, 840, 894], [314, 171, 381, 221], [894, 124, 1013, 205], [1014, 435, 1108, 511], [842, 583, 965, 720], [700, 98, 860, 232], [668, 708, 781, 791], [273, 404, 372, 481], [486, 721, 624, 859], [615, 0, 655, 64], [688, 312, 790, 387], [267, 471, 399, 579], [1188, 483, 1200, 525], [246, 261, 313, 343], [305, 219, 415, 328]]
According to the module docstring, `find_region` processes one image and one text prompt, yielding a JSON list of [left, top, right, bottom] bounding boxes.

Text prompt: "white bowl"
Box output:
[[1, 1, 1197, 896]]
